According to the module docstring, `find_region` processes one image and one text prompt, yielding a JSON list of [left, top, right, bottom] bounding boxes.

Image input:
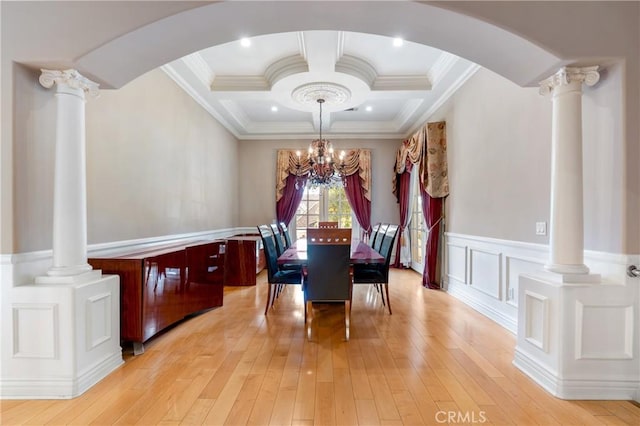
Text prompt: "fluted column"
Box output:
[[539, 66, 599, 276], [38, 69, 99, 278]]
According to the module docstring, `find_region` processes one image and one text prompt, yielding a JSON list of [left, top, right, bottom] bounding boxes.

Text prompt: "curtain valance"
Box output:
[[393, 121, 448, 198], [276, 149, 371, 202]]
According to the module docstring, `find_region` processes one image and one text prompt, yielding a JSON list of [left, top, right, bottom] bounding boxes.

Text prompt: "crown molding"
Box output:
[[218, 99, 252, 130], [393, 99, 424, 129], [211, 76, 270, 91], [428, 51, 458, 86], [264, 55, 309, 87], [161, 64, 240, 138], [181, 52, 215, 88], [335, 54, 377, 87], [406, 62, 481, 137], [372, 75, 431, 91]]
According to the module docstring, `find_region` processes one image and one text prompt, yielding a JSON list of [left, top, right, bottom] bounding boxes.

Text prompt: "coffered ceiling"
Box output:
[[162, 30, 478, 140]]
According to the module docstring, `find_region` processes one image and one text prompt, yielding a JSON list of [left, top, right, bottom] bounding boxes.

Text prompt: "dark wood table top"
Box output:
[[277, 239, 384, 265]]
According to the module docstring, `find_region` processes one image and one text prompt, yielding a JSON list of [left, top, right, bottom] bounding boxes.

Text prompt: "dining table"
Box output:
[[277, 238, 384, 265]]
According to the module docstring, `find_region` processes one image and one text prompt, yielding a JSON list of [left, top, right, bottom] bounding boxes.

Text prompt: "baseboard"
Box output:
[[1, 351, 123, 399], [513, 347, 640, 400], [446, 282, 517, 333]]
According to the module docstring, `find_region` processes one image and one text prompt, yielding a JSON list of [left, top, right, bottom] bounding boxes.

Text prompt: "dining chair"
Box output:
[[257, 225, 303, 315], [318, 221, 339, 229], [369, 222, 381, 247], [353, 224, 398, 314], [372, 223, 389, 253], [303, 228, 353, 340], [270, 223, 286, 256], [279, 222, 293, 248]]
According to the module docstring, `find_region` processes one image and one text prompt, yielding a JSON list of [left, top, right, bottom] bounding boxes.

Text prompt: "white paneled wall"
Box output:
[[444, 232, 636, 333], [444, 232, 640, 400]]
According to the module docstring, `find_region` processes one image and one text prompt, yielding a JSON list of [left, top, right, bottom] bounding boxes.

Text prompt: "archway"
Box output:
[[73, 1, 562, 89]]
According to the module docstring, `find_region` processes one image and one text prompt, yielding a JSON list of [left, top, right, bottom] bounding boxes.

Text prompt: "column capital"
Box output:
[[39, 69, 100, 98], [539, 66, 600, 96]]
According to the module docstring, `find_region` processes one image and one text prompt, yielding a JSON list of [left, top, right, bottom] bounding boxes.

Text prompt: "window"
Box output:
[[295, 186, 353, 240], [409, 172, 425, 271]]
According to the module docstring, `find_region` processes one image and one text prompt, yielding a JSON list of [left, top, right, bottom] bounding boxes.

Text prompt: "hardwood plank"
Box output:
[[356, 399, 381, 426]]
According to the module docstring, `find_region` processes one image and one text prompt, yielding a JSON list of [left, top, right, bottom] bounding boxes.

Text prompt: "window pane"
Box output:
[[309, 200, 320, 215]]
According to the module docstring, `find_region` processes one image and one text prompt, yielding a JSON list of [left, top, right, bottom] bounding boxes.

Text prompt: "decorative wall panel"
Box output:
[[469, 248, 501, 299], [505, 256, 544, 307], [12, 304, 58, 359], [86, 293, 112, 350], [575, 302, 634, 360], [446, 243, 467, 284], [524, 291, 549, 352]]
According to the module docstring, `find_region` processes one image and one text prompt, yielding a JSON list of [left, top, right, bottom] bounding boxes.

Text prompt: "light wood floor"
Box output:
[[2, 269, 639, 425]]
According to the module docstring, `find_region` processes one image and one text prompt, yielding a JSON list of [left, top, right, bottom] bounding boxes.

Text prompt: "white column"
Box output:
[[539, 66, 599, 277], [38, 69, 99, 278]]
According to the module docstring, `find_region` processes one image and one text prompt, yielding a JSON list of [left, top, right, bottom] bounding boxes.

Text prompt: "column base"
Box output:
[[46, 262, 93, 278], [36, 269, 101, 285], [544, 263, 601, 283]]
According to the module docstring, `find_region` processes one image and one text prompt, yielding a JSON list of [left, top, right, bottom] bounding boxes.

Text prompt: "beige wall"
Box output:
[[237, 139, 400, 229], [429, 68, 552, 245], [431, 66, 627, 253], [12, 65, 57, 253], [85, 69, 239, 244]]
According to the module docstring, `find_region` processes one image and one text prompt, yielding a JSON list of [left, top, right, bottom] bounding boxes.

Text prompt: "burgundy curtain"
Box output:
[[393, 166, 412, 267], [276, 173, 307, 225], [421, 180, 444, 289], [343, 173, 372, 239]]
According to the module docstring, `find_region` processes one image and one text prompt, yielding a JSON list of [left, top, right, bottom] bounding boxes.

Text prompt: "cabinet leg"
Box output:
[[133, 342, 145, 355]]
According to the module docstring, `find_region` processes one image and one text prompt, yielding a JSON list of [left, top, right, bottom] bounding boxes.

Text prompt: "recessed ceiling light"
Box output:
[[393, 37, 404, 47], [271, 106, 278, 112], [365, 106, 373, 112], [240, 38, 251, 47]]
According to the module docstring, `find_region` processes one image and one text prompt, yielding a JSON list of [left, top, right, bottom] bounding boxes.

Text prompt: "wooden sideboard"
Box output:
[[224, 235, 265, 286], [89, 240, 224, 354]]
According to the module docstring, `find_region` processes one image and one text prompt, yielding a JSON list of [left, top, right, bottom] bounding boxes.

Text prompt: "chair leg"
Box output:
[[384, 283, 392, 315], [379, 283, 386, 307], [264, 283, 273, 315], [306, 301, 313, 341], [345, 300, 351, 341]]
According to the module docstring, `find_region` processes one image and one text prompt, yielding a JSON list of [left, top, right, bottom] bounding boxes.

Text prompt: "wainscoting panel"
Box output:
[[505, 256, 545, 308], [524, 291, 549, 352], [575, 302, 634, 360], [12, 304, 58, 359], [446, 243, 467, 284], [86, 293, 112, 351], [443, 232, 637, 338], [469, 248, 501, 299]]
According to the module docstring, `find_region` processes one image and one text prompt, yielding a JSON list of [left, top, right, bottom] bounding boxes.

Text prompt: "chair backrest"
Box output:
[[257, 225, 279, 282], [279, 222, 292, 248], [305, 228, 351, 301], [369, 222, 381, 247], [373, 223, 389, 253], [318, 221, 339, 229], [270, 223, 285, 256], [377, 224, 399, 282]]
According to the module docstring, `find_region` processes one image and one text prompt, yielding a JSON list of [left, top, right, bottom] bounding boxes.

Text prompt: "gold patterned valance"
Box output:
[[393, 121, 448, 198], [276, 149, 371, 202]]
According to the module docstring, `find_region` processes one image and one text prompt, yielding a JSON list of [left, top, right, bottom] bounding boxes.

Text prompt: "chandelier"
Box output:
[[296, 98, 345, 189]]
